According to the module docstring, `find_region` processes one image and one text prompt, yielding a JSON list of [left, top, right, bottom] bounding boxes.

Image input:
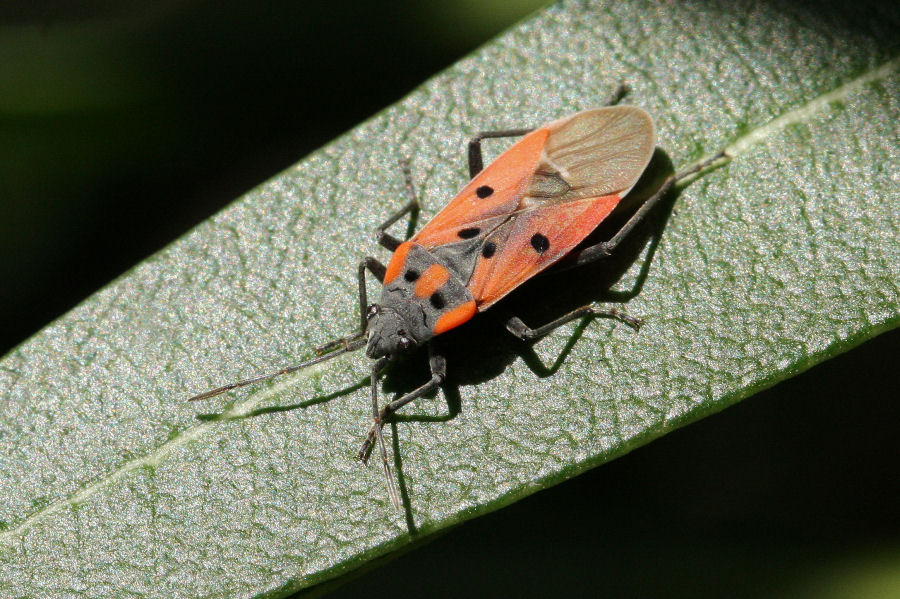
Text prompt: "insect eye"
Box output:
[[396, 332, 413, 351], [366, 304, 380, 320]]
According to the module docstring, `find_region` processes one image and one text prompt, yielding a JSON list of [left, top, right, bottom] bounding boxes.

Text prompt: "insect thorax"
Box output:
[[375, 243, 477, 346]]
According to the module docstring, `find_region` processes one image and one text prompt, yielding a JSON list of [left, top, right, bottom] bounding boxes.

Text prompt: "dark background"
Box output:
[[1, 2, 896, 597], [1, 0, 543, 354], [324, 328, 899, 599]]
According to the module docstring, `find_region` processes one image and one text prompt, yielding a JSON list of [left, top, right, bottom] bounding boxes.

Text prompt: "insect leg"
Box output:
[[505, 306, 642, 341], [358, 343, 446, 464], [604, 83, 631, 106], [367, 357, 402, 509], [566, 151, 729, 268], [467, 87, 627, 179], [187, 258, 384, 401], [467, 128, 534, 178], [375, 159, 420, 251], [313, 256, 385, 356]]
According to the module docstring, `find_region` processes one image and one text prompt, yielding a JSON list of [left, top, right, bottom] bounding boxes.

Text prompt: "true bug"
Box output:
[[189, 88, 727, 508]]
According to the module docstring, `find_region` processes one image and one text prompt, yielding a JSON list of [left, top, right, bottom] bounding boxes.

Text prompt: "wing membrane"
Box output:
[[528, 106, 655, 202], [468, 195, 622, 307], [412, 106, 656, 308]]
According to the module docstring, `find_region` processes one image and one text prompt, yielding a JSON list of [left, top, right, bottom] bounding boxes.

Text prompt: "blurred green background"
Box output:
[[1, 2, 897, 597], [0, 0, 544, 355]]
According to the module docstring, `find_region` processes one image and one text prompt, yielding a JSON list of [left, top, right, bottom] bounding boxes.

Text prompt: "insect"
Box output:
[[189, 88, 727, 508]]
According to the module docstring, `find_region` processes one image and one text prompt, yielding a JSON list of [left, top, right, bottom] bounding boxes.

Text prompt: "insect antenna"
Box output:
[[186, 334, 366, 402]]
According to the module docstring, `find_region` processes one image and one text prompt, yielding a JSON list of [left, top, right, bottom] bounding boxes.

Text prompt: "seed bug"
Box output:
[[188, 87, 728, 508]]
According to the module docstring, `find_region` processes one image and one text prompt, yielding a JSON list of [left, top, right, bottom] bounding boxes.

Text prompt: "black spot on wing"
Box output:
[[530, 233, 549, 254], [476, 185, 494, 198], [457, 227, 480, 239], [481, 241, 497, 259], [430, 293, 445, 310], [404, 269, 419, 282]]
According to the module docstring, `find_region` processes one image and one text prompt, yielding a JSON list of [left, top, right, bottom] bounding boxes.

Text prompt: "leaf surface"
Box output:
[[1, 1, 898, 597]]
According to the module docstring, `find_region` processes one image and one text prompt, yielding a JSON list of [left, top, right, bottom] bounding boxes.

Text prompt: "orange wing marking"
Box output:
[[433, 301, 477, 334], [468, 194, 622, 308], [383, 241, 413, 284], [412, 128, 551, 248]]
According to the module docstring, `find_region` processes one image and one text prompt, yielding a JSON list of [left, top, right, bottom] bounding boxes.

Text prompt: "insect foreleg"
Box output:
[[358, 343, 446, 466], [186, 256, 386, 401], [566, 150, 730, 269], [505, 305, 642, 341], [313, 256, 385, 356]]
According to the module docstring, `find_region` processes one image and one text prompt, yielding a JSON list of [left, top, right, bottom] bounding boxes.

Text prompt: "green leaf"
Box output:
[[1, 0, 898, 597]]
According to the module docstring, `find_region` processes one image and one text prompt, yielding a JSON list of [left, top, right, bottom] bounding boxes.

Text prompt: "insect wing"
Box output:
[[411, 128, 551, 248], [467, 194, 621, 306], [535, 106, 655, 201], [470, 106, 656, 308]]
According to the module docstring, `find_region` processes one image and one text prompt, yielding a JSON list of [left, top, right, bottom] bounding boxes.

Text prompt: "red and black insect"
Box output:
[[189, 88, 726, 508]]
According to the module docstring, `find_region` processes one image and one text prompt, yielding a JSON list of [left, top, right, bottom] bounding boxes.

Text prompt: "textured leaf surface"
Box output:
[[1, 1, 898, 597]]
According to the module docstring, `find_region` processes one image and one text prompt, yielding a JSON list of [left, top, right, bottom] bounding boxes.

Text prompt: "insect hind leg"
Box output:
[[505, 305, 642, 342], [604, 83, 630, 107], [565, 150, 730, 269], [466, 84, 630, 179]]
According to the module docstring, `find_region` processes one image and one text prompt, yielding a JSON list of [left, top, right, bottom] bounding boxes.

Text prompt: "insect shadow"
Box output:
[[199, 148, 682, 524]]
